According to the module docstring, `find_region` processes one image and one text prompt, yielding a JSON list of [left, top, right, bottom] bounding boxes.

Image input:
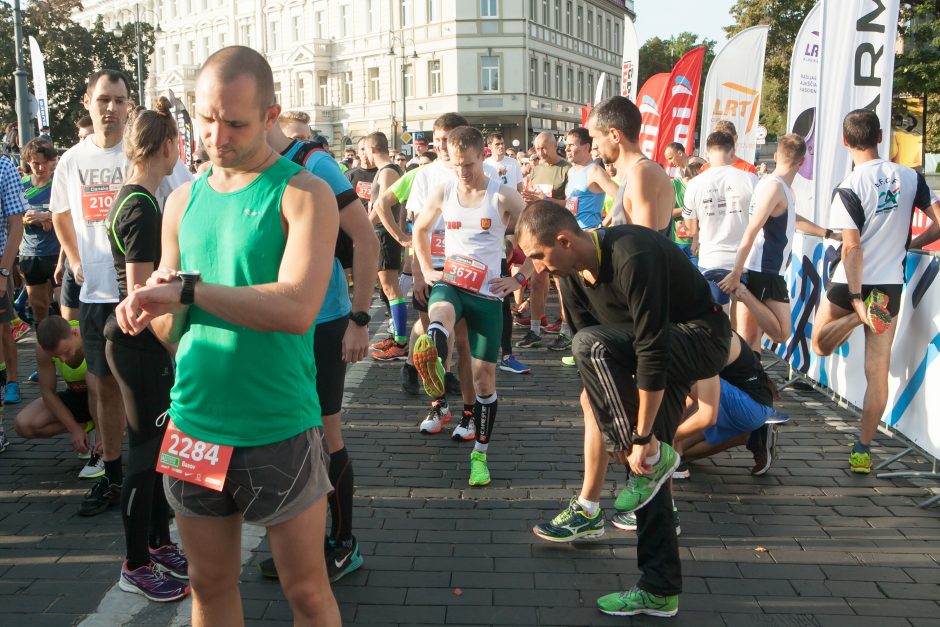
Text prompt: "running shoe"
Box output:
[[419, 401, 451, 434], [79, 454, 105, 479], [400, 363, 420, 396], [445, 372, 461, 396], [614, 443, 680, 513], [611, 506, 681, 536], [76, 449, 91, 460], [850, 447, 872, 474], [672, 462, 690, 480], [498, 354, 531, 374], [370, 337, 397, 351], [11, 319, 31, 342], [469, 450, 491, 486], [750, 424, 777, 476], [27, 370, 38, 383], [371, 341, 408, 361], [327, 537, 364, 583], [513, 315, 546, 328], [548, 332, 571, 351], [864, 289, 893, 335], [561, 355, 576, 367], [515, 330, 543, 348], [0, 431, 8, 453], [543, 319, 563, 334], [149, 544, 189, 579], [451, 411, 476, 441], [532, 497, 605, 542], [78, 476, 122, 516], [4, 382, 20, 404], [597, 587, 678, 618], [413, 334, 446, 398], [119, 561, 189, 603]]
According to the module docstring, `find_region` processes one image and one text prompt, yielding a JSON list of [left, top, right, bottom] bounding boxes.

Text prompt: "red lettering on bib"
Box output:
[[157, 421, 233, 492], [442, 255, 488, 294], [81, 184, 119, 223], [566, 196, 579, 215], [431, 231, 445, 257], [355, 180, 372, 201]]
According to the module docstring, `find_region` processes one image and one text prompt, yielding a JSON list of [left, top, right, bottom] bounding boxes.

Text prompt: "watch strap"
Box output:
[[847, 291, 863, 302], [632, 431, 653, 445]]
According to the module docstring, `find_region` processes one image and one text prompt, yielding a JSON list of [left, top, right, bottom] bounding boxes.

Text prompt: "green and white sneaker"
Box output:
[[611, 506, 681, 536], [532, 497, 605, 543], [849, 448, 872, 474], [597, 586, 678, 617], [469, 450, 491, 486], [614, 443, 680, 513]]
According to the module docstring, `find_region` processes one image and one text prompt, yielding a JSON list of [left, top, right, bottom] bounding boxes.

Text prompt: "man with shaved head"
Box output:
[[115, 46, 341, 626]]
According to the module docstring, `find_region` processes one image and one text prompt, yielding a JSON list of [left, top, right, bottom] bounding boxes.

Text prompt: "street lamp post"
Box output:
[[12, 0, 33, 149], [388, 35, 417, 155], [113, 4, 162, 107]]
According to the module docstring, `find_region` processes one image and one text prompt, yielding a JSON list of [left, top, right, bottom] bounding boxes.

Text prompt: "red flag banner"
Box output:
[[636, 73, 669, 160], [581, 103, 592, 126], [654, 47, 706, 166]]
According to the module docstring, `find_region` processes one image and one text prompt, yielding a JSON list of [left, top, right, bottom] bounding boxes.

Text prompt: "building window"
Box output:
[[188, 39, 196, 64], [587, 10, 593, 43], [368, 68, 380, 101], [202, 35, 210, 57], [299, 76, 310, 105], [428, 0, 440, 21], [565, 1, 572, 33], [553, 0, 560, 29], [343, 71, 353, 104], [403, 63, 415, 97], [428, 59, 442, 95], [292, 15, 302, 42], [481, 56, 500, 92], [340, 4, 350, 37], [578, 69, 584, 103], [268, 19, 279, 49], [402, 0, 413, 26], [542, 60, 550, 96], [369, 0, 380, 32], [554, 64, 561, 98], [529, 0, 537, 21], [218, 31, 226, 48], [566, 67, 573, 100], [318, 73, 329, 105], [541, 0, 548, 23], [315, 11, 325, 38], [529, 57, 538, 94], [481, 0, 497, 18], [587, 72, 594, 101], [173, 43, 181, 66], [596, 16, 603, 48], [606, 18, 612, 50], [273, 81, 282, 105], [576, 6, 583, 38], [615, 22, 621, 50]]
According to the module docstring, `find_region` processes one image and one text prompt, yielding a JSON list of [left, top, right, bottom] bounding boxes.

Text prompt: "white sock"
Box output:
[[399, 273, 413, 296], [645, 448, 661, 467], [561, 322, 571, 336], [577, 497, 600, 516], [474, 442, 488, 453], [530, 319, 541, 334]]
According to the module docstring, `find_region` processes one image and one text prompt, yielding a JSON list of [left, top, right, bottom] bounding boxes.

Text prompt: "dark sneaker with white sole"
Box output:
[[327, 537, 364, 582], [119, 561, 189, 602]]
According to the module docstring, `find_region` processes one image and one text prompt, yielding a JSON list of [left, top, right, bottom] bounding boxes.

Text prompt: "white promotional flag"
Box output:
[[594, 72, 607, 106], [620, 15, 639, 101], [814, 0, 900, 224], [700, 25, 769, 165], [28, 36, 49, 132], [786, 3, 822, 220]]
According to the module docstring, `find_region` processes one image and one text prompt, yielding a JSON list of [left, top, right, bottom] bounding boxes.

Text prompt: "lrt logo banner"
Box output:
[[711, 82, 761, 134]]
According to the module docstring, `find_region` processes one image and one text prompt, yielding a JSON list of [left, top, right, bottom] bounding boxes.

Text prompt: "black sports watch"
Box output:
[[632, 430, 654, 445], [178, 270, 201, 305], [0, 268, 10, 277], [349, 311, 371, 327], [847, 291, 863, 302]]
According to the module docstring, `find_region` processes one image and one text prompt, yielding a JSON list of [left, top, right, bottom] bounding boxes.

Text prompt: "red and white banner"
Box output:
[[620, 15, 639, 102], [813, 0, 900, 225], [636, 73, 669, 160], [786, 2, 822, 220], [701, 26, 769, 165], [654, 47, 706, 167]]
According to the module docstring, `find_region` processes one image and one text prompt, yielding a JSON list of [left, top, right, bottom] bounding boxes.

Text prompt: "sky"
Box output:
[[633, 0, 738, 46]]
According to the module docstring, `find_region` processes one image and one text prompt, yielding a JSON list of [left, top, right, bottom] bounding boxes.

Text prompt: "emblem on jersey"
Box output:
[[480, 218, 492, 230]]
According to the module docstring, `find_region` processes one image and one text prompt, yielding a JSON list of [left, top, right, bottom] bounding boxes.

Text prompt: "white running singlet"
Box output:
[[682, 164, 758, 270]]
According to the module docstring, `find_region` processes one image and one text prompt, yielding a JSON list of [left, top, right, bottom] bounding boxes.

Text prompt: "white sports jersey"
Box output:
[[485, 155, 523, 189], [682, 164, 758, 270], [440, 176, 506, 300], [745, 175, 796, 276], [829, 159, 936, 285]]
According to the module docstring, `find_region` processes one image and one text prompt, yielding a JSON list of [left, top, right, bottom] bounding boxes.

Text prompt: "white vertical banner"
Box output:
[[786, 3, 822, 220], [620, 15, 639, 101], [28, 36, 49, 132], [594, 72, 607, 106], [814, 0, 900, 225], [700, 25, 770, 165]]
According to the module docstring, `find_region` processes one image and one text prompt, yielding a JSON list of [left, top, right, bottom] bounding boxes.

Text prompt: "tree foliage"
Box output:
[[0, 0, 154, 143], [895, 1, 940, 153]]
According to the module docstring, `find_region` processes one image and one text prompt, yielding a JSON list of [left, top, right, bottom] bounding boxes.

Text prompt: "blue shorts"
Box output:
[[704, 379, 775, 445]]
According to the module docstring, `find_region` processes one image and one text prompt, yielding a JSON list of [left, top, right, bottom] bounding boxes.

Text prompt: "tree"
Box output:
[[895, 1, 940, 153], [0, 0, 153, 143]]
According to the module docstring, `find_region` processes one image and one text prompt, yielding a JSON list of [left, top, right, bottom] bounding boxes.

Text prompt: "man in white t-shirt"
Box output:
[[50, 70, 192, 516], [682, 131, 758, 307], [485, 132, 524, 192], [812, 109, 940, 475]]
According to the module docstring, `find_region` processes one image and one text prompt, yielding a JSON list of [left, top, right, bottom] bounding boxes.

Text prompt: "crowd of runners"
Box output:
[[0, 44, 937, 624]]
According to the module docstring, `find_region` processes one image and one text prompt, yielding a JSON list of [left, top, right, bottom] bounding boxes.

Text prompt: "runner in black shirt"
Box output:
[[518, 201, 730, 619]]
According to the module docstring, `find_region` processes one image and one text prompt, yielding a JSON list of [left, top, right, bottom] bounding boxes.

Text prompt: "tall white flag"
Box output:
[[594, 72, 607, 106], [814, 0, 900, 225], [700, 25, 770, 165], [28, 36, 49, 132], [786, 3, 822, 220], [620, 15, 639, 101]]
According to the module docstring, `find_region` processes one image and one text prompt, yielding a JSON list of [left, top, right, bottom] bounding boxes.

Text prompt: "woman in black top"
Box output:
[[104, 97, 189, 602]]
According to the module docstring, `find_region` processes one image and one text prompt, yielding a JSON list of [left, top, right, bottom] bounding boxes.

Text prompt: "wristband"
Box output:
[[847, 291, 863, 302], [825, 228, 833, 239], [632, 430, 653, 445]]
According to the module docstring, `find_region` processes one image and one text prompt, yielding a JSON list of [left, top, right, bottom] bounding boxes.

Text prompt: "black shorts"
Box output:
[[827, 282, 902, 317], [377, 226, 403, 271], [19, 255, 58, 286], [61, 265, 81, 309], [79, 302, 117, 376], [59, 389, 93, 423], [314, 316, 348, 416], [745, 270, 789, 303], [412, 267, 443, 313]]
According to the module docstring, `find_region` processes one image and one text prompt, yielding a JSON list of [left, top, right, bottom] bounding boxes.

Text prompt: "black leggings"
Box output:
[[106, 339, 174, 570]]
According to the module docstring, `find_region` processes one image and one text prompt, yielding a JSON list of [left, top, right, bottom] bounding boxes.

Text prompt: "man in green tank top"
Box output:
[[115, 47, 341, 627]]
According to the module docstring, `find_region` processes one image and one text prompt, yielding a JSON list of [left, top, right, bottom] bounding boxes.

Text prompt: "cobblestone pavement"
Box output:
[[1, 298, 939, 626]]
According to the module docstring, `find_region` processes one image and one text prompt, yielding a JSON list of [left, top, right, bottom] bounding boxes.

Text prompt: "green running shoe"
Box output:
[[611, 506, 681, 536], [614, 442, 680, 513], [469, 450, 491, 486], [532, 496, 605, 543], [849, 449, 872, 474], [561, 355, 576, 367], [597, 586, 678, 617], [413, 334, 446, 398]]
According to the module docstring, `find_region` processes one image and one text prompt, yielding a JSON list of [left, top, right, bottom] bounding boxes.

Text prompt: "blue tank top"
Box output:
[[565, 163, 606, 230]]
